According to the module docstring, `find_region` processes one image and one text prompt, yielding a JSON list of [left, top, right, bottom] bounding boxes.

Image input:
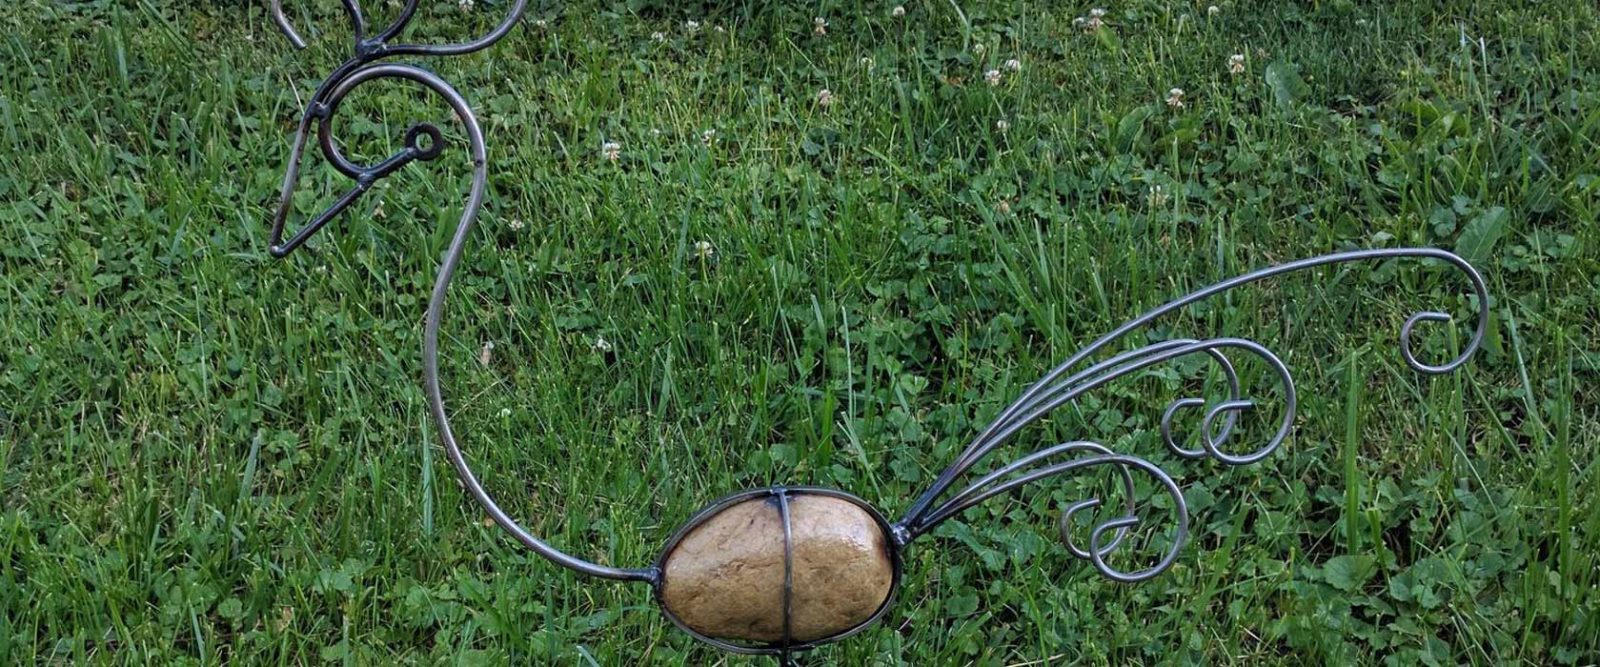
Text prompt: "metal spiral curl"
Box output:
[[916, 446, 1190, 584], [894, 249, 1490, 582]]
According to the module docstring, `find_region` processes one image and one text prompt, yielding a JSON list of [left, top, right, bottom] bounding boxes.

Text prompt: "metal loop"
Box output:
[[270, 0, 366, 50], [1200, 400, 1272, 465], [405, 123, 444, 161], [1060, 498, 1129, 560], [1401, 310, 1464, 374], [1160, 397, 1211, 460], [914, 452, 1191, 583]]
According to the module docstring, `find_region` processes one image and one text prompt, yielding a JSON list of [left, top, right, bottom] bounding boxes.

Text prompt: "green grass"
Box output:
[[3, 0, 1598, 664]]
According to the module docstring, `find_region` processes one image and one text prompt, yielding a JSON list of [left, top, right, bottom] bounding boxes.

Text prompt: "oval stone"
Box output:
[[659, 493, 894, 644]]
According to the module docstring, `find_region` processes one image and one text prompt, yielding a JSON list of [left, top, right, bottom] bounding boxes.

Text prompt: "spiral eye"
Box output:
[[405, 123, 444, 161]]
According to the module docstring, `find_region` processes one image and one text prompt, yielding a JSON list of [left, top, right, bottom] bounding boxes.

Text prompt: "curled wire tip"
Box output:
[[1401, 311, 1466, 374], [1060, 498, 1123, 560], [1160, 398, 1212, 460]]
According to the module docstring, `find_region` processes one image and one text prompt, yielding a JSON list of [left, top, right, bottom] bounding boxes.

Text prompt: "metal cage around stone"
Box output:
[[651, 487, 903, 661], [259, 3, 1492, 665]]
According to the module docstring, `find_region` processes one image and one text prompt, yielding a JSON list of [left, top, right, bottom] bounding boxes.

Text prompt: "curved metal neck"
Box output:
[[266, 4, 653, 584]]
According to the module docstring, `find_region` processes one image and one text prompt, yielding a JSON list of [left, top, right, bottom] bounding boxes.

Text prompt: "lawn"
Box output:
[[2, 0, 1597, 664]]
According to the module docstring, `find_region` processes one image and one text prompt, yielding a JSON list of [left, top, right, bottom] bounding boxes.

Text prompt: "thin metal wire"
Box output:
[[777, 491, 795, 664], [897, 337, 1292, 581]]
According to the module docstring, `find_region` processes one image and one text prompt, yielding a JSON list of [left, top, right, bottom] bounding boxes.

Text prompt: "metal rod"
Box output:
[[777, 490, 795, 657], [270, 0, 531, 58], [371, 0, 421, 45], [341, 0, 366, 45], [269, 0, 307, 49]]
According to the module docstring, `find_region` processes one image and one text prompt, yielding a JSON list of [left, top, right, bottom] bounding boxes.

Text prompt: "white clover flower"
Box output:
[[1004, 58, 1021, 72], [499, 407, 512, 418], [479, 341, 494, 366], [1229, 53, 1246, 75], [693, 240, 715, 259], [1165, 87, 1185, 108], [651, 31, 666, 42], [1147, 184, 1170, 207], [701, 128, 717, 145], [813, 17, 828, 35], [1076, 8, 1107, 31], [996, 199, 1012, 214], [715, 25, 726, 33], [995, 118, 1010, 132], [534, 18, 548, 29], [892, 5, 906, 17], [685, 19, 701, 33], [601, 141, 621, 161], [817, 88, 835, 107], [593, 336, 613, 352], [860, 56, 875, 69], [458, 0, 472, 11], [1207, 5, 1220, 16], [984, 69, 1002, 86], [651, 128, 663, 137], [509, 218, 525, 231], [972, 42, 986, 55]]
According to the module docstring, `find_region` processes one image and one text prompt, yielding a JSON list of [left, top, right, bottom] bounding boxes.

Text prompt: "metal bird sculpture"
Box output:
[[261, 3, 1489, 663]]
